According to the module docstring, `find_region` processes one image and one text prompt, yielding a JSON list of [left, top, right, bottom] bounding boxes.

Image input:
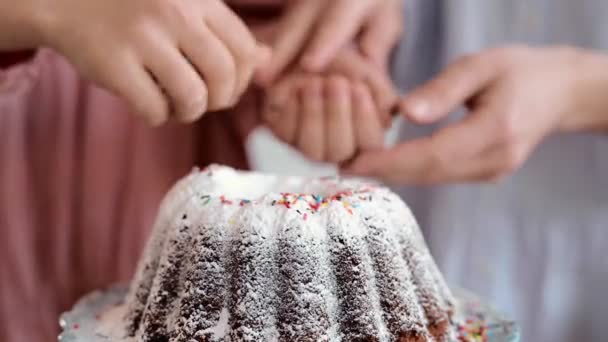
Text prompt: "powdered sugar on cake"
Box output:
[[113, 165, 455, 341]]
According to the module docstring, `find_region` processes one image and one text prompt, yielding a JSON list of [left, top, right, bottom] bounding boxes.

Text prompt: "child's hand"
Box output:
[[38, 0, 267, 125], [344, 46, 608, 184], [262, 49, 397, 163]]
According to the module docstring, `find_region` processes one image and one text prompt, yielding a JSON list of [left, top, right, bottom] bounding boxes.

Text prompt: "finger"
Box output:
[[181, 25, 236, 112], [325, 75, 356, 162], [254, 1, 323, 86], [360, 4, 404, 69], [205, 1, 263, 102], [97, 53, 169, 126], [301, 0, 374, 71], [263, 78, 298, 144], [143, 42, 208, 123], [343, 109, 498, 184], [297, 76, 325, 161], [425, 110, 504, 182], [431, 100, 536, 182], [341, 139, 435, 184], [366, 72, 399, 125], [326, 50, 398, 116], [352, 82, 384, 151], [399, 53, 497, 124], [281, 92, 300, 145]]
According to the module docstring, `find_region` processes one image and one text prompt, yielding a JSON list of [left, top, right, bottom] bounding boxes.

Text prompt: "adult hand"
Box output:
[[255, 0, 403, 86], [37, 0, 268, 126], [343, 46, 608, 184]]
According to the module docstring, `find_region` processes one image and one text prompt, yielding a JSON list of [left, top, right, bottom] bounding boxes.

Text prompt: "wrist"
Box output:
[[557, 49, 608, 133]]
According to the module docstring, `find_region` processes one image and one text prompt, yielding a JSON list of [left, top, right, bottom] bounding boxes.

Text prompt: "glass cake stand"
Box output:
[[59, 285, 519, 342]]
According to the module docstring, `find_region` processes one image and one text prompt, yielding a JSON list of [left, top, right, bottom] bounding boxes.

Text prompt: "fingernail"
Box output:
[[411, 100, 431, 118], [409, 100, 430, 119]]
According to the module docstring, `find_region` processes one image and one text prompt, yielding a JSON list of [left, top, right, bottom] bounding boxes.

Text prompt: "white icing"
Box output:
[[198, 164, 371, 200]]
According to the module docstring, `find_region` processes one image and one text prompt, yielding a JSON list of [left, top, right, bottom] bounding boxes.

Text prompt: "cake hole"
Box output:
[[208, 168, 354, 200]]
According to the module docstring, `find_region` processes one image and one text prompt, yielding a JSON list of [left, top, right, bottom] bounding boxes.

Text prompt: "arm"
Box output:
[[557, 50, 608, 133]]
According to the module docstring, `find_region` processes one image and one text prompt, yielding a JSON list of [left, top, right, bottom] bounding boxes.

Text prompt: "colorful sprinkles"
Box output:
[[200, 195, 211, 205], [194, 165, 379, 220], [197, 187, 377, 221], [454, 298, 518, 342]]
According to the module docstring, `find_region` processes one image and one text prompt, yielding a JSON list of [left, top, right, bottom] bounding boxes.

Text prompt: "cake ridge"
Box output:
[[275, 213, 337, 341], [360, 204, 431, 341], [381, 192, 454, 341], [124, 182, 196, 336], [138, 193, 202, 341], [169, 202, 230, 341]]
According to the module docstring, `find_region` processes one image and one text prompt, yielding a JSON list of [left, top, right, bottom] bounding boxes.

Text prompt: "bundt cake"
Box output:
[[124, 165, 455, 342]]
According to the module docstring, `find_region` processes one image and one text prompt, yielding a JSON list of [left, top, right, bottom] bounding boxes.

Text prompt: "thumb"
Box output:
[[340, 139, 432, 184], [341, 136, 445, 185], [399, 53, 497, 124], [339, 148, 393, 177]]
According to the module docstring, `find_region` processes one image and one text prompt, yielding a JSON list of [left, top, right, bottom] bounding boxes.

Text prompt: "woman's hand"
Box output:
[[343, 46, 608, 184], [30, 0, 267, 126], [255, 0, 403, 85]]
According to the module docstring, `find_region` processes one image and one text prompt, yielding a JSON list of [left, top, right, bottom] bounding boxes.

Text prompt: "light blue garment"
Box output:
[[392, 1, 608, 341]]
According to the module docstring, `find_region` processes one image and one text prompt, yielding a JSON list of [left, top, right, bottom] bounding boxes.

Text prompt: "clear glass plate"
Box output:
[[59, 285, 519, 342]]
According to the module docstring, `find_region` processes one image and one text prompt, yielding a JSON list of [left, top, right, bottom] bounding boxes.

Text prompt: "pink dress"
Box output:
[[0, 49, 256, 341]]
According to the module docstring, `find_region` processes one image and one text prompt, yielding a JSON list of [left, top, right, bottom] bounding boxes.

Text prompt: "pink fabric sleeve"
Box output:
[[0, 49, 251, 341]]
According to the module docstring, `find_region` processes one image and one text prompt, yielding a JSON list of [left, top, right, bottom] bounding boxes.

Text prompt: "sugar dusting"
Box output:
[[118, 165, 455, 341], [201, 307, 230, 339]]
